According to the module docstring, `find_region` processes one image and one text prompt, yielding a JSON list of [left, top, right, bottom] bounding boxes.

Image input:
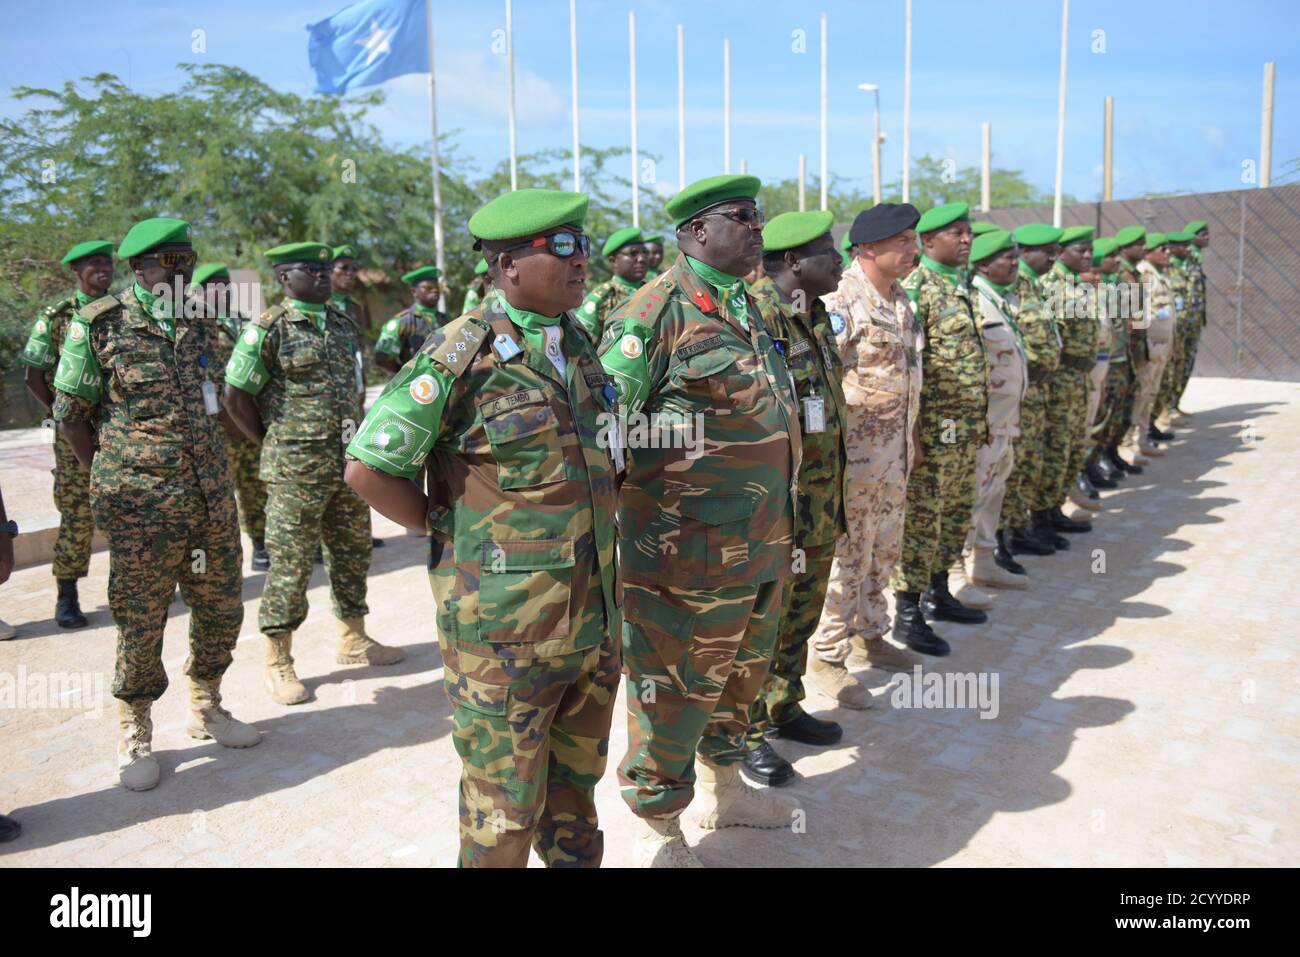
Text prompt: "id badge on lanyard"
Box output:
[[803, 394, 826, 433]]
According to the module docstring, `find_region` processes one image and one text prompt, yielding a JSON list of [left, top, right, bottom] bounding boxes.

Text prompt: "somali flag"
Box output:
[[307, 0, 429, 94]]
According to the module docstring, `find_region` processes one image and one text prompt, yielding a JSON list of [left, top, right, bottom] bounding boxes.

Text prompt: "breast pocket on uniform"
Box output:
[[477, 538, 575, 645], [671, 344, 756, 414], [116, 359, 175, 421], [480, 392, 566, 489], [279, 343, 333, 440]]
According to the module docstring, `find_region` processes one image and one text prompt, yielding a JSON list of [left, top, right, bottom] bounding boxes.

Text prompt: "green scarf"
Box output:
[[920, 254, 964, 288], [132, 282, 176, 341], [497, 291, 564, 364], [74, 289, 95, 309], [413, 303, 439, 324], [329, 292, 352, 310], [686, 255, 748, 328], [287, 298, 327, 332]]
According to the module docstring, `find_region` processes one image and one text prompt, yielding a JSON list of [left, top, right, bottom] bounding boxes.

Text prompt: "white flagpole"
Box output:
[[902, 0, 912, 203], [820, 12, 828, 211], [425, 0, 444, 277], [506, 0, 518, 190], [570, 0, 580, 191], [980, 122, 991, 212], [799, 154, 807, 211], [629, 10, 639, 227], [677, 24, 686, 189], [1053, 0, 1069, 226], [723, 38, 731, 174]]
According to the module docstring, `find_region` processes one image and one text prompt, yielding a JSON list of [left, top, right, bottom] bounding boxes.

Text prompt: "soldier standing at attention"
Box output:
[[1093, 227, 1145, 479], [816, 205, 926, 667], [1153, 231, 1194, 439], [461, 257, 491, 314], [329, 244, 372, 334], [1080, 238, 1125, 497], [345, 189, 622, 867], [964, 230, 1029, 591], [374, 266, 445, 377], [743, 210, 854, 789], [891, 202, 988, 653], [642, 233, 665, 279], [223, 242, 402, 707], [599, 174, 801, 867], [1171, 220, 1210, 417], [53, 218, 260, 791], [1128, 233, 1177, 460], [193, 263, 270, 572], [19, 240, 114, 628], [575, 227, 648, 342]]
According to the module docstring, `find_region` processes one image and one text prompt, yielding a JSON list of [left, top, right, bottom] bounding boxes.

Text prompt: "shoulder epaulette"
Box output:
[[610, 271, 676, 330], [425, 314, 492, 379], [44, 295, 78, 319], [77, 294, 122, 322], [252, 303, 288, 329]]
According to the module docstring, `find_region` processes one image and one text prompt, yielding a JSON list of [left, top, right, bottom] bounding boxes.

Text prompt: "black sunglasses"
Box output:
[[699, 206, 766, 228]]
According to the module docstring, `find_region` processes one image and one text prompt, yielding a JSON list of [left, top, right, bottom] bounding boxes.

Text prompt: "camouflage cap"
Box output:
[[970, 220, 1000, 236], [1013, 223, 1064, 247], [665, 174, 761, 226], [192, 262, 231, 285], [1114, 225, 1147, 247], [602, 227, 644, 257], [761, 210, 834, 252], [401, 265, 441, 285], [1059, 226, 1094, 246], [469, 188, 589, 246], [332, 244, 357, 260], [117, 217, 191, 259], [60, 240, 114, 265], [916, 202, 970, 234], [264, 242, 333, 266], [969, 229, 1014, 263]]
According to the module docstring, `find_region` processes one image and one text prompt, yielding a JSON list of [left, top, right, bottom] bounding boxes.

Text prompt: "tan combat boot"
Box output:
[[265, 633, 309, 705], [950, 561, 993, 609], [1134, 426, 1165, 457], [694, 759, 799, 830], [186, 677, 261, 748], [967, 546, 1029, 591], [336, 617, 404, 665], [117, 700, 159, 791], [633, 816, 703, 868], [849, 634, 920, 672], [807, 655, 873, 709], [1068, 484, 1104, 512]]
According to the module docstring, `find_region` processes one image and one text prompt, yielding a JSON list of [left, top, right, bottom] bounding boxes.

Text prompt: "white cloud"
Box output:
[[1201, 125, 1227, 150]]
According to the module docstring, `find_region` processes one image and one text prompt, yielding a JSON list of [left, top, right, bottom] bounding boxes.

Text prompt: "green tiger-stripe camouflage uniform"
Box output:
[[19, 291, 97, 580], [52, 285, 242, 701], [346, 292, 622, 867], [207, 311, 266, 540], [746, 275, 847, 735], [599, 254, 800, 820], [1037, 260, 1097, 508], [575, 274, 640, 343], [374, 303, 441, 368]]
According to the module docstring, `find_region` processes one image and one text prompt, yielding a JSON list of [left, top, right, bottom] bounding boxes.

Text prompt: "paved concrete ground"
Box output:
[[1, 376, 1297, 867]]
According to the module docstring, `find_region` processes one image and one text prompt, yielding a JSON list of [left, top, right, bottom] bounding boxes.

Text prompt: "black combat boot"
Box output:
[[1085, 459, 1117, 489], [1050, 505, 1092, 533], [55, 579, 88, 629], [921, 572, 988, 624], [1009, 525, 1054, 555], [1149, 423, 1174, 442], [769, 711, 843, 746], [1108, 445, 1142, 475], [994, 530, 1029, 575], [1096, 452, 1126, 483], [891, 592, 951, 656], [742, 741, 796, 787], [1033, 510, 1070, 550], [251, 538, 270, 572]]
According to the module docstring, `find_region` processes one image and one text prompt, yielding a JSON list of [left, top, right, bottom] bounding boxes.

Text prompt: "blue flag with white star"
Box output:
[[307, 0, 428, 94]]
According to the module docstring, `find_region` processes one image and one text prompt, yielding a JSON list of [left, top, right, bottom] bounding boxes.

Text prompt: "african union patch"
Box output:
[[35, 319, 47, 335], [409, 374, 440, 405], [243, 328, 260, 345], [357, 408, 433, 468], [68, 322, 86, 342], [620, 333, 643, 359], [675, 334, 725, 361], [829, 312, 846, 335]]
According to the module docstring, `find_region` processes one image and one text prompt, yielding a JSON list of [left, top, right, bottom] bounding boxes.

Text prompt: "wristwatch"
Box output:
[[1, 520, 16, 538]]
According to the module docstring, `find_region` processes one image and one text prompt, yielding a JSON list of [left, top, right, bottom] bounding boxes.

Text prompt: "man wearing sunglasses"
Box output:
[[576, 227, 649, 342], [374, 265, 446, 376], [345, 188, 622, 867], [224, 242, 403, 709], [19, 240, 114, 630], [599, 174, 802, 867], [53, 217, 260, 791]]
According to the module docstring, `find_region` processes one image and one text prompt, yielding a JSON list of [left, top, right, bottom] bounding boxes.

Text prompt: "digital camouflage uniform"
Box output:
[[746, 275, 847, 735], [1155, 257, 1193, 421], [1098, 257, 1149, 450], [999, 262, 1061, 530], [1093, 270, 1131, 449], [207, 311, 266, 540], [599, 255, 800, 820], [225, 298, 371, 635], [575, 275, 640, 343], [815, 261, 921, 648], [52, 285, 243, 702], [1131, 259, 1177, 438], [373, 303, 441, 369], [346, 292, 622, 868], [1038, 260, 1097, 508], [330, 291, 373, 400], [1174, 245, 1208, 404], [890, 257, 987, 593], [18, 292, 96, 580]]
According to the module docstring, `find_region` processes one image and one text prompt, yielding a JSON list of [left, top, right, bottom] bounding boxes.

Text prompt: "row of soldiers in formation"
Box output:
[[7, 175, 1207, 866]]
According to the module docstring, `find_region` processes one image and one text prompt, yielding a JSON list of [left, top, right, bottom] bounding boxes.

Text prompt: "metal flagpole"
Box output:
[[723, 38, 731, 174], [799, 154, 807, 211], [629, 10, 639, 226], [506, 0, 517, 190], [980, 122, 991, 212], [677, 24, 686, 189], [1260, 61, 1276, 187], [902, 0, 912, 203], [570, 0, 580, 191], [1103, 96, 1113, 201], [820, 12, 828, 211], [426, 0, 444, 277], [1052, 0, 1069, 226]]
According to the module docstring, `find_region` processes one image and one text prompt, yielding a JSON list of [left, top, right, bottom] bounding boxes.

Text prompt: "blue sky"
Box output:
[[3, 0, 1298, 205]]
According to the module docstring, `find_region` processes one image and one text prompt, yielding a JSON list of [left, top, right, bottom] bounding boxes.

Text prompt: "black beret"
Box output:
[[848, 203, 921, 245]]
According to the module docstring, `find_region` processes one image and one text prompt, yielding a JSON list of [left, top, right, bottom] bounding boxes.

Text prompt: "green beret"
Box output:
[[1165, 229, 1192, 243], [969, 229, 1014, 264], [665, 174, 761, 227], [473, 258, 490, 276], [1145, 232, 1168, 251], [1091, 238, 1118, 265], [1185, 219, 1208, 236], [192, 263, 231, 286], [1013, 223, 1064, 247], [60, 240, 114, 265], [970, 221, 1000, 236], [1059, 226, 1094, 246], [264, 242, 333, 266], [840, 231, 854, 250], [1114, 226, 1146, 247], [117, 217, 191, 259], [602, 227, 644, 258], [401, 265, 441, 285], [332, 244, 357, 260], [762, 210, 834, 253], [642, 233, 664, 245], [916, 202, 970, 234], [469, 188, 589, 245]]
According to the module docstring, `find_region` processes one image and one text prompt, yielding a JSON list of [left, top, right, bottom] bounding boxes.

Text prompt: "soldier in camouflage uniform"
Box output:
[[374, 265, 446, 377], [1079, 238, 1127, 497], [575, 227, 648, 342], [1091, 229, 1143, 480], [1129, 233, 1178, 458], [461, 257, 491, 314], [1172, 220, 1210, 413], [52, 218, 260, 792], [600, 175, 802, 867], [742, 211, 854, 789], [224, 242, 402, 708], [1036, 227, 1098, 539], [19, 241, 114, 628], [1108, 228, 1154, 468], [329, 244, 372, 335], [1154, 231, 1195, 434], [891, 202, 988, 653], [345, 189, 622, 867], [192, 263, 269, 571], [642, 233, 666, 280], [999, 225, 1065, 558]]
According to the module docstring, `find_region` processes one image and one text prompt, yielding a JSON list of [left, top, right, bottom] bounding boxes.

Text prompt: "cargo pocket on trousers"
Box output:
[[622, 586, 701, 698]]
